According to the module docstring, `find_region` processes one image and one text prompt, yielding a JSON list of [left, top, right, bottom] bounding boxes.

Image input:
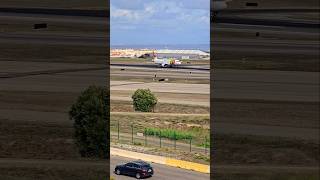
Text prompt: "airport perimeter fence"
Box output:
[[110, 120, 210, 155]]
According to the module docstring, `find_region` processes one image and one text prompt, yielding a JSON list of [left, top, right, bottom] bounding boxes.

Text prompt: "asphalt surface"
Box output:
[[110, 66, 319, 102], [111, 63, 210, 71], [111, 155, 209, 180]]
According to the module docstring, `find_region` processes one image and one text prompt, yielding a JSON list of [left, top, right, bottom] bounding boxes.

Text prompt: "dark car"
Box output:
[[115, 160, 154, 179]]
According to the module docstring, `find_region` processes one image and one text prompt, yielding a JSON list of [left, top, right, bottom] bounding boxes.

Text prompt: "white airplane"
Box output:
[[152, 51, 181, 68]]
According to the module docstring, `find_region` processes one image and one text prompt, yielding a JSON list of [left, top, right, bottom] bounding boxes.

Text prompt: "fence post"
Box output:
[[144, 129, 147, 146], [205, 136, 207, 154], [189, 138, 192, 152], [131, 124, 134, 144], [174, 132, 176, 150], [159, 130, 162, 148], [117, 120, 120, 142]]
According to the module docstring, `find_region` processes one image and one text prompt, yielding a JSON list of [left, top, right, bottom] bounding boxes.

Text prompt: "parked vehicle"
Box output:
[[115, 160, 154, 179]]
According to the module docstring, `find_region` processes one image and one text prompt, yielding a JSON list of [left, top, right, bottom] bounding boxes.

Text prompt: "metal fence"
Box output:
[[110, 120, 210, 154]]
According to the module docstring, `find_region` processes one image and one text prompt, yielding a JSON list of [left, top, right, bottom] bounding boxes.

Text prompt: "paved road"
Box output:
[[111, 155, 209, 180]]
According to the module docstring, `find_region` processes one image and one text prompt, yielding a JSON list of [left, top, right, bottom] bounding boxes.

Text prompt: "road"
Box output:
[[111, 155, 209, 180]]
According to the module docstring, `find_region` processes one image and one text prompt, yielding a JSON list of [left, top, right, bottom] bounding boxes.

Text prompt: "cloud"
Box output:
[[111, 5, 144, 21], [110, 0, 209, 45]]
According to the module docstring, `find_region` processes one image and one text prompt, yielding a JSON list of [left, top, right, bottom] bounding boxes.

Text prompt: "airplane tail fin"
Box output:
[[152, 50, 156, 62]]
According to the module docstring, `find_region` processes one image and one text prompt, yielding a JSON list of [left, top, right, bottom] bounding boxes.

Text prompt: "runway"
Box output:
[[111, 63, 210, 71], [111, 65, 319, 102], [111, 155, 209, 180]]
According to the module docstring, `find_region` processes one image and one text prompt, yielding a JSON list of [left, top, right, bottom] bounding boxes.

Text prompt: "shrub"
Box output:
[[132, 89, 157, 112], [69, 85, 109, 158]]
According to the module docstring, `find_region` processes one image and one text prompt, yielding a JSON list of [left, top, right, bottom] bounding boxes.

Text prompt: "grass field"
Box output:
[[213, 134, 319, 165], [110, 112, 209, 149], [111, 100, 209, 114], [110, 112, 209, 134], [213, 133, 319, 179]]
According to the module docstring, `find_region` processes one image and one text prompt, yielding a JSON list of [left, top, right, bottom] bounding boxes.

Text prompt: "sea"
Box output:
[[110, 44, 210, 52]]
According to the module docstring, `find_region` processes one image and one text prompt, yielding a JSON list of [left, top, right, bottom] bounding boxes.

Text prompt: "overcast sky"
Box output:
[[110, 0, 209, 46]]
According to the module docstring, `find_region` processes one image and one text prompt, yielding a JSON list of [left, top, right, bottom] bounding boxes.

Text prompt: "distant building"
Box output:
[[111, 49, 154, 58], [111, 49, 210, 60]]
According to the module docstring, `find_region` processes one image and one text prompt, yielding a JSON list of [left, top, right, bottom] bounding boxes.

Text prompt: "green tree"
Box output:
[[69, 85, 109, 158], [132, 89, 157, 112]]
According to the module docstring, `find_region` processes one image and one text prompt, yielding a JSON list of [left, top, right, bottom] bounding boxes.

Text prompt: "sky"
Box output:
[[110, 0, 210, 47]]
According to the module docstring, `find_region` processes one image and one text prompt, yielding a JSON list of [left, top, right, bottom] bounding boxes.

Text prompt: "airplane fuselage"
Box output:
[[153, 57, 181, 67]]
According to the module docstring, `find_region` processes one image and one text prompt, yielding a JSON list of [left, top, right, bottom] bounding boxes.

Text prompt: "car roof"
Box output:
[[131, 160, 150, 166]]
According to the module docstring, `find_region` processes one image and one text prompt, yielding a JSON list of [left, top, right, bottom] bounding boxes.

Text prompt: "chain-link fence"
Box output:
[[110, 120, 210, 154]]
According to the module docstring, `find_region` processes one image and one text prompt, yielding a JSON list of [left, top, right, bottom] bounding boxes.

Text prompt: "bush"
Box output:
[[69, 85, 109, 158], [131, 89, 157, 112]]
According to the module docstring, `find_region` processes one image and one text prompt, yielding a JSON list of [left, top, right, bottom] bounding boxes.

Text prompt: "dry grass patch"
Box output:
[[111, 100, 209, 114]]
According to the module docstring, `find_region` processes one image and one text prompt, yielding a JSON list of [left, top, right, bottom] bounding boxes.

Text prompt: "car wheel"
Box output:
[[115, 169, 121, 175], [135, 173, 141, 179]]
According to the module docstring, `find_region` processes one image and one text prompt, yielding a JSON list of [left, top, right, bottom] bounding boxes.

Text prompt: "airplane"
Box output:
[[151, 51, 182, 68]]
